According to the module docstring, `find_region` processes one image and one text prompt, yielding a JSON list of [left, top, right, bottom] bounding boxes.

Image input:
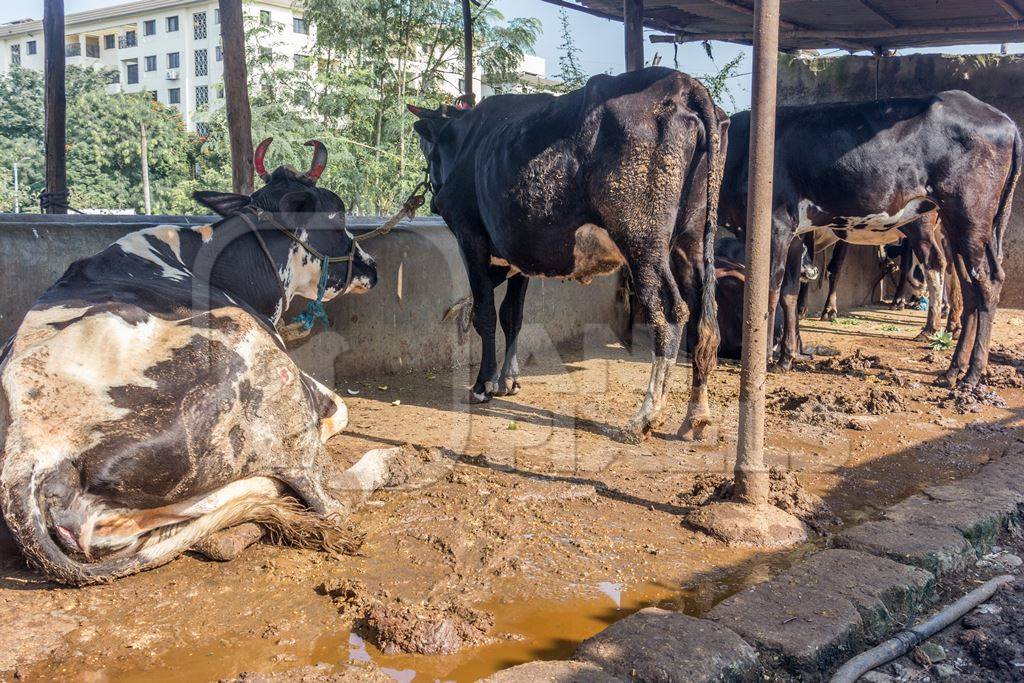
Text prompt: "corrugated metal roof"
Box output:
[[545, 0, 1024, 51]]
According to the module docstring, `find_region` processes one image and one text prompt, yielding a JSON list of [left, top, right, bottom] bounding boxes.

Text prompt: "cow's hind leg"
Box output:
[[494, 273, 529, 396], [820, 240, 848, 322], [622, 258, 686, 444], [458, 233, 501, 402], [776, 238, 811, 371], [673, 249, 716, 442], [952, 241, 1003, 387]]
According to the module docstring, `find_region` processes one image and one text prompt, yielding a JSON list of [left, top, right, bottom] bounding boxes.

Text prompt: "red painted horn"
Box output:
[[304, 140, 327, 183], [254, 137, 273, 182]]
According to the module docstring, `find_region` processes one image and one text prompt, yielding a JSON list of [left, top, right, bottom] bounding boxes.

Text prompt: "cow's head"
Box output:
[[407, 101, 471, 214], [193, 139, 378, 303]]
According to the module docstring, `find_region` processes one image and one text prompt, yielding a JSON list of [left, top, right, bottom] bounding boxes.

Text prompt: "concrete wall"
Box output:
[[0, 215, 623, 380], [778, 52, 1024, 307]]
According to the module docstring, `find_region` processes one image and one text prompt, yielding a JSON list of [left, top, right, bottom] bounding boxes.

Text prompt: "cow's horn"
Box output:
[[304, 140, 328, 183], [407, 103, 424, 117], [254, 137, 273, 182]]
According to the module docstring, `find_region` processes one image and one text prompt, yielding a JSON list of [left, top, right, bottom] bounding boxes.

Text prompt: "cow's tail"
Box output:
[[690, 81, 723, 377], [993, 124, 1022, 264], [0, 457, 150, 585]]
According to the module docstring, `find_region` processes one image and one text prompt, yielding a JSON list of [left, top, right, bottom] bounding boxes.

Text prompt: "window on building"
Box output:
[[144, 19, 156, 36], [167, 15, 179, 32], [126, 63, 139, 85], [167, 51, 180, 69], [196, 122, 210, 137], [10, 45, 20, 67], [293, 17, 308, 34], [145, 55, 157, 71], [168, 87, 180, 104], [195, 85, 209, 107], [193, 12, 207, 40], [293, 54, 310, 71], [260, 10, 271, 26], [120, 30, 137, 48], [215, 45, 222, 62], [85, 36, 100, 58], [215, 84, 224, 99], [195, 49, 208, 76], [26, 41, 36, 55], [104, 34, 115, 49]]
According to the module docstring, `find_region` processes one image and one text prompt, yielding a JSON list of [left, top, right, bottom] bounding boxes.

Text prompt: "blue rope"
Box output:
[[292, 255, 332, 331]]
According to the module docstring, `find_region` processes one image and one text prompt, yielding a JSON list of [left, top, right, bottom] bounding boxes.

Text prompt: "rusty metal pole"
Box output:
[[734, 0, 780, 506], [461, 0, 475, 104], [624, 0, 645, 71], [219, 0, 254, 195], [42, 0, 67, 214]]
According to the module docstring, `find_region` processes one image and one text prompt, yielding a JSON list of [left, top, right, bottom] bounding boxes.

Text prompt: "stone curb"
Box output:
[[483, 450, 1024, 682]]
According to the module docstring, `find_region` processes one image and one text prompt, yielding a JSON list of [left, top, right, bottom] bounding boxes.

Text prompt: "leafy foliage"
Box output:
[[554, 9, 587, 92], [696, 53, 745, 113]]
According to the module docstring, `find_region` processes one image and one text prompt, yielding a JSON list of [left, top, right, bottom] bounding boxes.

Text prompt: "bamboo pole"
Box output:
[[43, 0, 67, 215], [219, 0, 254, 195], [140, 123, 152, 215], [624, 0, 645, 71], [734, 0, 781, 506], [462, 0, 475, 104]]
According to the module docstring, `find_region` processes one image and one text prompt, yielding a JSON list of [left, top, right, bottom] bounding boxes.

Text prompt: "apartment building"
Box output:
[[0, 0, 314, 132]]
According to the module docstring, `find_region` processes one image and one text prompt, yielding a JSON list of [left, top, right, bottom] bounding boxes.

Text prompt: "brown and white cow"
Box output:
[[0, 142, 383, 585]]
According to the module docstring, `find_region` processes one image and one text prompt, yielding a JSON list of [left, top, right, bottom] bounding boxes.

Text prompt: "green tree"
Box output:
[[696, 53, 745, 113], [555, 9, 586, 92]]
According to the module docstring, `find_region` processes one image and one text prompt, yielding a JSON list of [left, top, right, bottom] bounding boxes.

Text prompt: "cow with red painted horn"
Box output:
[[0, 139, 392, 586], [409, 67, 729, 442]]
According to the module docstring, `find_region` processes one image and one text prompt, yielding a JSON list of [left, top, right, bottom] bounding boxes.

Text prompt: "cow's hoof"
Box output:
[[937, 369, 960, 387], [772, 358, 793, 373], [794, 351, 813, 362], [466, 390, 493, 404], [493, 378, 520, 396], [890, 301, 906, 311], [821, 310, 837, 322], [914, 328, 935, 342], [677, 417, 714, 442], [620, 420, 648, 444]]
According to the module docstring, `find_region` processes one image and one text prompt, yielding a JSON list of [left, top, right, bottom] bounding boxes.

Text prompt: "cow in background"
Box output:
[[721, 92, 1021, 385]]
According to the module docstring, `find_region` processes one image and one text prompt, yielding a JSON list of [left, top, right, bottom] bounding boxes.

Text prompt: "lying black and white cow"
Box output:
[[410, 67, 727, 442], [0, 141, 381, 585], [721, 92, 1021, 385]]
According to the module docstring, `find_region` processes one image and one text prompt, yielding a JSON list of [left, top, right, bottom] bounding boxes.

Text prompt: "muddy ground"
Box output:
[[2, 305, 1023, 682]]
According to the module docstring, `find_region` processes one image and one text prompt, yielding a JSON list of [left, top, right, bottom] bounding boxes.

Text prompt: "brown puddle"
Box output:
[[99, 546, 813, 683]]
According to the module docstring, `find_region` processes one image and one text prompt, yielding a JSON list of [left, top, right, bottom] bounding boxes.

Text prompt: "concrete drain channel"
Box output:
[[483, 447, 1024, 682]]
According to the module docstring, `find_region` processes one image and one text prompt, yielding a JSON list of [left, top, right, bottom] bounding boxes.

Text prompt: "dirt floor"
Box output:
[[2, 305, 1024, 683]]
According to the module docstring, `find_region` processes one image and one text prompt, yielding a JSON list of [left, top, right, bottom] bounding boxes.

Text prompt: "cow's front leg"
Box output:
[[460, 237, 501, 403], [494, 273, 529, 396], [623, 260, 685, 444]]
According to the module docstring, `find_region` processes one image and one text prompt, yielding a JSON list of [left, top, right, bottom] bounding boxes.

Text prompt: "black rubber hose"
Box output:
[[830, 573, 1014, 683]]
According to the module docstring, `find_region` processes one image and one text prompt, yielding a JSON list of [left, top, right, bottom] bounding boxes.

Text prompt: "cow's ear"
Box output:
[[193, 190, 251, 217], [413, 119, 435, 141], [278, 190, 318, 220]]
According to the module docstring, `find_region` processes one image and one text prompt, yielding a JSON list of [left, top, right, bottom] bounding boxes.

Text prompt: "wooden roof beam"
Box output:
[[994, 0, 1024, 21], [699, 0, 869, 50], [650, 19, 1024, 45], [857, 0, 900, 28]]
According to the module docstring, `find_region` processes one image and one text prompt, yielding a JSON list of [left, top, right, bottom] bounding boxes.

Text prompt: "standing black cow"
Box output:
[[409, 67, 726, 442], [721, 91, 1021, 386]]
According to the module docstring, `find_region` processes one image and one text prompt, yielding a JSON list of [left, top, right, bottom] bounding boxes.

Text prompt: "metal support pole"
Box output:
[[140, 123, 152, 215], [462, 0, 475, 104], [624, 0, 645, 71], [219, 0, 254, 195], [734, 0, 780, 506], [43, 0, 67, 215], [13, 163, 19, 214]]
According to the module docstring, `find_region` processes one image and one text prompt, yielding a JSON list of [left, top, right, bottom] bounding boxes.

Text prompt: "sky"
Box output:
[[3, 0, 1022, 111]]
